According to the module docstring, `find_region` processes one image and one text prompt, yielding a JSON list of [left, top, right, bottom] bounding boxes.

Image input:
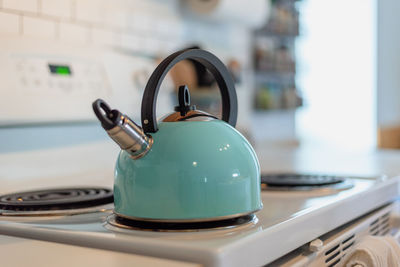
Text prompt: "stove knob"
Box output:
[[309, 239, 324, 252]]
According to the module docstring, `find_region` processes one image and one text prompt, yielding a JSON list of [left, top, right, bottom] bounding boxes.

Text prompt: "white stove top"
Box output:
[[0, 142, 399, 266], [0, 235, 199, 267]]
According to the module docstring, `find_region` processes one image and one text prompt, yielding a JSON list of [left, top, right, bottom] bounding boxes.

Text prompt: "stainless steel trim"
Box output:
[[106, 114, 153, 158], [160, 110, 217, 122], [129, 136, 153, 160], [0, 204, 113, 217], [107, 214, 258, 232], [113, 207, 262, 223]]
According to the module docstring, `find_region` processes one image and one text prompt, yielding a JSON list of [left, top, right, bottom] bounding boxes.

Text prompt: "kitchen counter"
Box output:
[[3, 141, 400, 186], [256, 144, 400, 178]]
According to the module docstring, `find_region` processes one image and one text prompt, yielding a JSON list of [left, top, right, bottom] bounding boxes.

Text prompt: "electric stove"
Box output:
[[0, 142, 399, 267]]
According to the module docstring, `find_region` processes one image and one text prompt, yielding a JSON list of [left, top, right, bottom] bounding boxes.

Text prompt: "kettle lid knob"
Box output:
[[174, 85, 196, 116]]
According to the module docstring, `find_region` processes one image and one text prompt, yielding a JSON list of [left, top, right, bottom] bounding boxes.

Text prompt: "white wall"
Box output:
[[377, 0, 400, 128], [0, 0, 251, 64]]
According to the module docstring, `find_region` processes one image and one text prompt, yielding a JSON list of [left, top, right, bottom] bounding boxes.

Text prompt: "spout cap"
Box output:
[[92, 99, 120, 130]]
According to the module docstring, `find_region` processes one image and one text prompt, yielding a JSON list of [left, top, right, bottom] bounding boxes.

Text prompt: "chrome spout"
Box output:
[[106, 113, 153, 159], [92, 99, 152, 159]]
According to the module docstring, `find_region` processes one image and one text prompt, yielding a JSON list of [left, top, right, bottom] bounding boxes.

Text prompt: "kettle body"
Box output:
[[93, 49, 262, 222], [114, 120, 261, 221]]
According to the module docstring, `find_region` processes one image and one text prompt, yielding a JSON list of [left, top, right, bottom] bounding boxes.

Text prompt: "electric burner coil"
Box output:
[[260, 173, 354, 193], [0, 188, 113, 211], [261, 173, 345, 187]]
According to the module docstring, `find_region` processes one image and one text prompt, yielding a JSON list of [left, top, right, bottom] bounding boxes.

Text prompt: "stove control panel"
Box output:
[[13, 57, 107, 96], [0, 37, 169, 126]]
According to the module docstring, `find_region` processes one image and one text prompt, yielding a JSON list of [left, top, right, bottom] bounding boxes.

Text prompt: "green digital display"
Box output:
[[48, 64, 72, 76]]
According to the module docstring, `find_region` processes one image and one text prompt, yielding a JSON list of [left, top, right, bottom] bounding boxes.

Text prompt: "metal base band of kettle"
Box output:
[[93, 49, 263, 223]]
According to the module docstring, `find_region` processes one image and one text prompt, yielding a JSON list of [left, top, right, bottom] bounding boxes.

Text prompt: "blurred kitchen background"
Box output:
[[0, 0, 399, 153]]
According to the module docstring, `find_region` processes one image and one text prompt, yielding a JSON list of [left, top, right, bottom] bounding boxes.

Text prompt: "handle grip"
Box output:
[[141, 49, 238, 133]]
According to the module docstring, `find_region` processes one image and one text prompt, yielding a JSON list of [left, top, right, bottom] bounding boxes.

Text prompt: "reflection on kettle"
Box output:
[[93, 49, 262, 223]]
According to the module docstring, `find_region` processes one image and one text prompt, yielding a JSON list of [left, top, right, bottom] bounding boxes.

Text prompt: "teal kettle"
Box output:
[[93, 49, 262, 222]]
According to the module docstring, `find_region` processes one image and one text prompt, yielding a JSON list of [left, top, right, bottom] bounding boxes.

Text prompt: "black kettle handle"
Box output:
[[141, 49, 238, 133]]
